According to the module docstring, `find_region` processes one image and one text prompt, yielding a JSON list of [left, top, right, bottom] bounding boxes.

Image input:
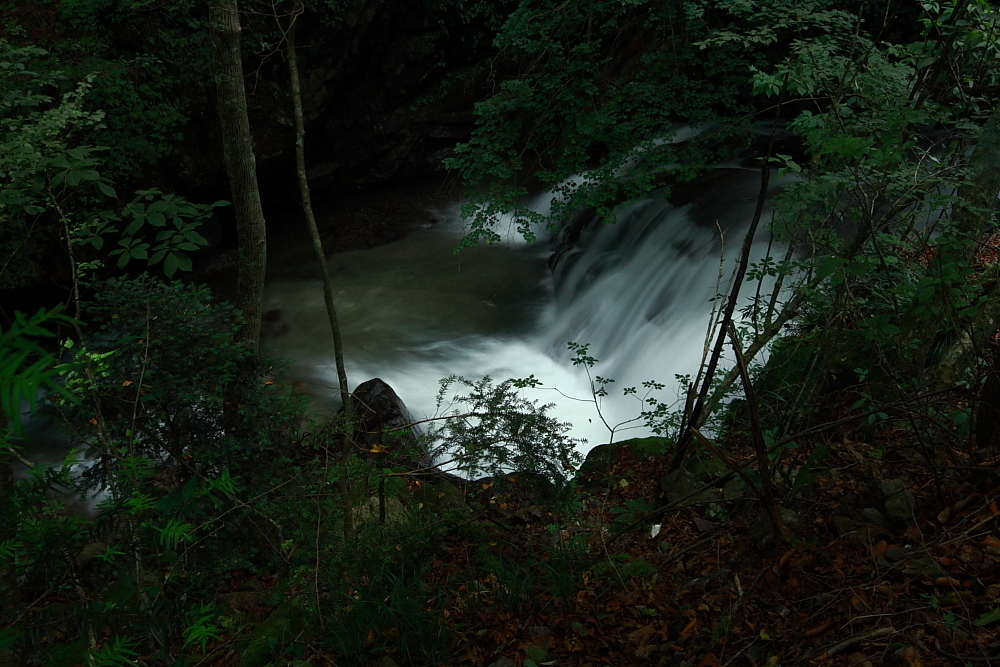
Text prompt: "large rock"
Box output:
[[348, 378, 425, 465], [575, 437, 671, 491]]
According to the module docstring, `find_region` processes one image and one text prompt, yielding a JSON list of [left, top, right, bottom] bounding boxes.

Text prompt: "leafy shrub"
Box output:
[[427, 375, 584, 491]]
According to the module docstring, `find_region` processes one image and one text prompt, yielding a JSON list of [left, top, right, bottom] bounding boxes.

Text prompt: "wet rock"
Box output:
[[577, 442, 617, 479], [349, 378, 424, 464], [722, 477, 747, 500], [749, 508, 801, 541], [884, 547, 911, 562], [661, 469, 715, 507]]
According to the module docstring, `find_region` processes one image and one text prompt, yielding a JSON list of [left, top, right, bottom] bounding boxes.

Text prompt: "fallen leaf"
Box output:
[[897, 645, 925, 667], [696, 653, 722, 667], [934, 576, 961, 588], [628, 624, 655, 646], [804, 619, 832, 638], [693, 517, 720, 533]]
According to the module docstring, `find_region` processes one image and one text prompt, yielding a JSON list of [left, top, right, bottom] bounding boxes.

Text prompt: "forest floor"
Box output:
[[208, 393, 1000, 667], [419, 420, 1000, 667]]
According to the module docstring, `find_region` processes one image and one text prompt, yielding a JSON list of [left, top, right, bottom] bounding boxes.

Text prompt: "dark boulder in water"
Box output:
[[345, 378, 467, 488], [350, 377, 421, 458]]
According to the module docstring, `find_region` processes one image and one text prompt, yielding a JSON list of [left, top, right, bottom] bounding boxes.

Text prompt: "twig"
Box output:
[[4, 446, 36, 469], [824, 626, 896, 656], [934, 638, 1000, 663], [661, 533, 721, 569], [191, 625, 249, 667]]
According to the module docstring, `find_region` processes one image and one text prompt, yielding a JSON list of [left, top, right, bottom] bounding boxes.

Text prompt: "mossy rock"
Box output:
[[683, 454, 727, 480], [575, 437, 672, 490], [660, 468, 720, 507], [240, 602, 304, 667], [352, 495, 410, 527]]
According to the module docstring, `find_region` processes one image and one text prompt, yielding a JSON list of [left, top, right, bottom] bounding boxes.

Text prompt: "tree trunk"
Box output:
[[0, 428, 21, 631], [209, 0, 267, 353], [287, 4, 354, 539]]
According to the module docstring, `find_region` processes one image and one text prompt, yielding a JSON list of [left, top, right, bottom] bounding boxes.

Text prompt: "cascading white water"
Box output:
[[262, 166, 779, 454], [12, 165, 780, 517]]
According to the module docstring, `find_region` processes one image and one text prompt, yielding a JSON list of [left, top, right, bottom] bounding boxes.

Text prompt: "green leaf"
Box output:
[[124, 219, 144, 236], [976, 606, 1000, 626], [98, 182, 118, 198], [163, 253, 179, 277], [174, 253, 192, 273]]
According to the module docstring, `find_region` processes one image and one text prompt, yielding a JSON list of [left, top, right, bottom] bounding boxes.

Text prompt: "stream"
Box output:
[[11, 165, 780, 515], [262, 166, 779, 454]]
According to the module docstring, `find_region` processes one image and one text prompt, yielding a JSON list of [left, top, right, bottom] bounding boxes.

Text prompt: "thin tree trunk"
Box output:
[[209, 0, 267, 353], [726, 323, 790, 545], [668, 88, 784, 472], [287, 5, 354, 539], [0, 433, 15, 623]]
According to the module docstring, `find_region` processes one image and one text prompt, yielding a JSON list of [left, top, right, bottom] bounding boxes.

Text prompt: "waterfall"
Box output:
[[262, 166, 779, 452]]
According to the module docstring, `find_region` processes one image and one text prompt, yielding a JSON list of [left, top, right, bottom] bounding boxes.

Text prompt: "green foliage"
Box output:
[[1, 278, 314, 666], [0, 308, 77, 435], [447, 0, 757, 246], [76, 188, 223, 277], [0, 39, 115, 288], [0, 38, 220, 287], [85, 635, 139, 667], [428, 375, 583, 488]]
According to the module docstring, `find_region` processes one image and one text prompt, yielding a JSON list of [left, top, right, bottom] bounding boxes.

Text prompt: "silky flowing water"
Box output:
[[13, 165, 779, 514], [262, 166, 778, 454]]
